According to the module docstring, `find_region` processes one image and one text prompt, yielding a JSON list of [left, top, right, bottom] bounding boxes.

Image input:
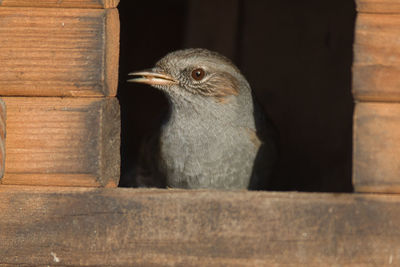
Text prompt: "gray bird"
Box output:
[[128, 48, 277, 189]]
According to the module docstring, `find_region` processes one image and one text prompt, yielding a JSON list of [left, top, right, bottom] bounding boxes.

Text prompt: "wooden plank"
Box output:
[[1, 97, 120, 187], [104, 8, 120, 96], [353, 102, 400, 193], [0, 99, 5, 179], [1, 186, 400, 266], [356, 0, 400, 13], [0, 0, 119, 8], [353, 13, 400, 101], [0, 7, 119, 96]]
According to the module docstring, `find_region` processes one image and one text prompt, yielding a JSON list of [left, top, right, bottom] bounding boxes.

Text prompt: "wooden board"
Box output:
[[0, 186, 400, 266], [0, 99, 5, 179], [353, 13, 400, 101], [1, 97, 120, 187], [0, 7, 119, 96], [0, 0, 119, 8], [353, 102, 400, 193], [356, 0, 400, 13]]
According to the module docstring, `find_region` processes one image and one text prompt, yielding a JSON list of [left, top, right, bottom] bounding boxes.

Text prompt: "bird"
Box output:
[[128, 48, 277, 190]]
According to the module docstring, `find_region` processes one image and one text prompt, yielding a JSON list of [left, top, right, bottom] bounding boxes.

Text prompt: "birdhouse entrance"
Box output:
[[1, 0, 400, 266]]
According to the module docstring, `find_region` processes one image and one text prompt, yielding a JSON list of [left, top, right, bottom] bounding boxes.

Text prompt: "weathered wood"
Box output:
[[0, 0, 119, 8], [356, 0, 400, 13], [0, 99, 5, 179], [1, 97, 120, 187], [0, 7, 119, 96], [353, 102, 400, 193], [0, 186, 400, 266], [353, 13, 400, 101], [105, 7, 120, 96]]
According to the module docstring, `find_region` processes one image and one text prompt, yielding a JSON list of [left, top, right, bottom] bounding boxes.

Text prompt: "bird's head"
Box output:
[[128, 49, 251, 107]]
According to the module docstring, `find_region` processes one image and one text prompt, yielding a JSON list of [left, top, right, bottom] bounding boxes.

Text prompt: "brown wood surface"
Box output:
[[0, 186, 400, 266], [105, 7, 120, 96], [353, 102, 400, 193], [0, 99, 5, 179], [356, 0, 400, 13], [1, 97, 120, 187], [353, 13, 400, 101], [0, 0, 119, 8], [0, 7, 119, 96]]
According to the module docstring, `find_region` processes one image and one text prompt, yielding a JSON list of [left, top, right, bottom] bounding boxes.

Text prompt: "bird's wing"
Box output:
[[132, 131, 167, 188]]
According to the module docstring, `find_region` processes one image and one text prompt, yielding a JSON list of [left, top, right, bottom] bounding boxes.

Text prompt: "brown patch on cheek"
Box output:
[[192, 72, 240, 102], [216, 96, 232, 103], [244, 127, 263, 148], [210, 73, 240, 99]]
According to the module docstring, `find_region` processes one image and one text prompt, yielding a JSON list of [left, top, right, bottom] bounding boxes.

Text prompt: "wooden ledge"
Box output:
[[0, 0, 119, 8], [1, 186, 399, 266]]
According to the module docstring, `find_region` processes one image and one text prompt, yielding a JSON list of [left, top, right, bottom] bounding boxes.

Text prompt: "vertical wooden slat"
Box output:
[[353, 2, 400, 193], [104, 8, 120, 96], [0, 99, 6, 179]]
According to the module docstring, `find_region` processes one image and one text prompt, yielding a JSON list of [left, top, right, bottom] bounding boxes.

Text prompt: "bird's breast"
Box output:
[[158, 120, 260, 188]]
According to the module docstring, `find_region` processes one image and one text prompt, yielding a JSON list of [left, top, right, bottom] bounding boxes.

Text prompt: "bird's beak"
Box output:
[[127, 69, 178, 86]]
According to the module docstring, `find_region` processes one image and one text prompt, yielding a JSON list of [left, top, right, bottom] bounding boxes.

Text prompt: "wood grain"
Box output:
[[1, 186, 400, 266], [356, 0, 400, 13], [104, 8, 120, 96], [0, 0, 119, 8], [0, 7, 119, 96], [353, 102, 400, 193], [0, 97, 120, 187], [353, 13, 400, 101], [0, 99, 5, 179]]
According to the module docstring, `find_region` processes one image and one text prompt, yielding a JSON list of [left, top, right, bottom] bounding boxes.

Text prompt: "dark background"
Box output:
[[117, 0, 355, 192]]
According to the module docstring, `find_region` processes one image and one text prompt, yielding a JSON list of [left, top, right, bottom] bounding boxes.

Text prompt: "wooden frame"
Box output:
[[0, 0, 399, 265], [1, 186, 400, 266]]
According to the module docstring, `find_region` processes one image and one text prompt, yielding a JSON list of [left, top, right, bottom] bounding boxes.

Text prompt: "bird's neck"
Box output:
[[166, 95, 233, 128], [162, 93, 255, 140]]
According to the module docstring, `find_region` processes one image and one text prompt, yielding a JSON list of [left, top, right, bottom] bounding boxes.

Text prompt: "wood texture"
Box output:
[[353, 13, 400, 101], [356, 0, 400, 13], [0, 0, 119, 8], [0, 97, 120, 187], [353, 102, 400, 193], [0, 99, 5, 179], [1, 186, 400, 266], [105, 7, 120, 96], [0, 7, 119, 96]]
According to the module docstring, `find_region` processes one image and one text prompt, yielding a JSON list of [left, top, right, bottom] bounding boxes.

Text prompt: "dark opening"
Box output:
[[117, 0, 356, 192]]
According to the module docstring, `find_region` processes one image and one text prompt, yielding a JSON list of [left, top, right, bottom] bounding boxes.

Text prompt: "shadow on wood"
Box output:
[[1, 186, 399, 266]]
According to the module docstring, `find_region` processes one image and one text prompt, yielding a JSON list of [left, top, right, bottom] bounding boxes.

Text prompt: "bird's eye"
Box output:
[[191, 68, 205, 81]]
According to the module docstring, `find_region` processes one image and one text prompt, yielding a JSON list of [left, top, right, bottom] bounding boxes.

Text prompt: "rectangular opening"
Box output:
[[117, 0, 356, 192]]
